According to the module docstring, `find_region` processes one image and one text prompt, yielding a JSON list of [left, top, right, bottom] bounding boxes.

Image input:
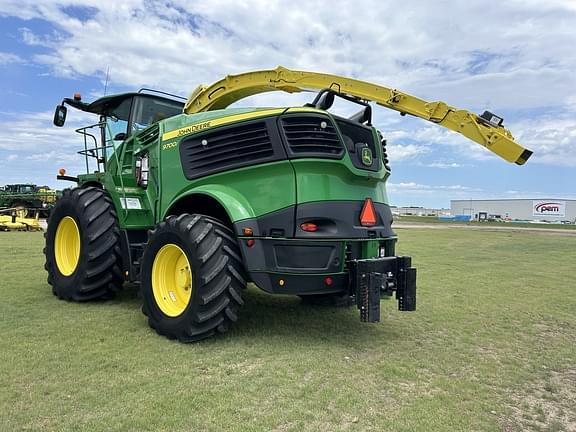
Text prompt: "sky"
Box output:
[[0, 0, 575, 208]]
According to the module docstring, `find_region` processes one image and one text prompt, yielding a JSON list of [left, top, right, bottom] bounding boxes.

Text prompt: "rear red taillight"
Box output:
[[300, 223, 318, 232]]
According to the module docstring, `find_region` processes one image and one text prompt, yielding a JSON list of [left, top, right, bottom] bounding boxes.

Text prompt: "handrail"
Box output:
[[74, 122, 128, 218]]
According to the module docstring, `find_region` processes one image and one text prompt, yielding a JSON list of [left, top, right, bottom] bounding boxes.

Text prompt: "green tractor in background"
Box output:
[[0, 183, 59, 218], [44, 67, 531, 342]]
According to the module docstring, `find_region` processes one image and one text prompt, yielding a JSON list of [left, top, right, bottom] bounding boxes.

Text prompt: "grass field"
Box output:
[[1, 229, 575, 432], [395, 215, 576, 230]]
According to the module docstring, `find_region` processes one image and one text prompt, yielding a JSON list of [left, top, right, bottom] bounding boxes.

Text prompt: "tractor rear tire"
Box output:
[[141, 214, 246, 342], [44, 187, 123, 301]]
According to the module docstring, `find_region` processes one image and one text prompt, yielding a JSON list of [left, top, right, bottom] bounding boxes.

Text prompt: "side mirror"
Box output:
[[113, 133, 127, 141], [53, 104, 67, 127]]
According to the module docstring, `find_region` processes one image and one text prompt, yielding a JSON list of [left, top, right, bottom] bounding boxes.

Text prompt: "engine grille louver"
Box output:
[[281, 116, 344, 158], [178, 113, 378, 180], [137, 124, 159, 147], [179, 121, 277, 180]]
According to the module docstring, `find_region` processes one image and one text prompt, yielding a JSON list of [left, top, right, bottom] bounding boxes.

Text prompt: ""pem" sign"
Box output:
[[532, 200, 566, 217]]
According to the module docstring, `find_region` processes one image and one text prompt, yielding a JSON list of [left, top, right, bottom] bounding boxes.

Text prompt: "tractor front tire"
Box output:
[[141, 214, 246, 342], [44, 187, 123, 301]]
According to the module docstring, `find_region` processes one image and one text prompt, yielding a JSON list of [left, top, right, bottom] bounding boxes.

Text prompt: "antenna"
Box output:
[[103, 66, 110, 95]]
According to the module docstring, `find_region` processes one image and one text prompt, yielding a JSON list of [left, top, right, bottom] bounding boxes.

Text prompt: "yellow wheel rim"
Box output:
[[54, 216, 81, 276], [14, 206, 27, 218], [152, 244, 193, 317]]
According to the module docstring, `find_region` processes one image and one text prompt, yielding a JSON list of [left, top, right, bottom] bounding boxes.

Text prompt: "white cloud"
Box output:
[[0, 110, 92, 152], [425, 161, 465, 169], [389, 182, 482, 195], [0, 52, 23, 65], [383, 124, 499, 163], [2, 0, 575, 111], [0, 110, 94, 186], [387, 181, 484, 207], [381, 113, 576, 167], [510, 114, 576, 167], [26, 150, 78, 162], [387, 143, 430, 161], [18, 27, 44, 46]]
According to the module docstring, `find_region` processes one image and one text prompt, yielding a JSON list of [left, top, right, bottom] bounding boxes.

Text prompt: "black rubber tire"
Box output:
[[44, 187, 123, 301], [141, 214, 246, 342], [299, 292, 354, 307]]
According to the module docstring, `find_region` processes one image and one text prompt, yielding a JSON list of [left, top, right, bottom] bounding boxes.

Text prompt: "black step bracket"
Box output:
[[350, 256, 417, 322], [356, 271, 383, 322], [395, 256, 417, 311]]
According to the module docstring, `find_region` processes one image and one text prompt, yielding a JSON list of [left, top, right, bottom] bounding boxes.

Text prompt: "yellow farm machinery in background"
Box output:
[[0, 183, 59, 230], [0, 208, 43, 231], [0, 183, 60, 218]]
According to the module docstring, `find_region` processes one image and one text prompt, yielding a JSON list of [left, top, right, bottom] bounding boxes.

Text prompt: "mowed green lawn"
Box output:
[[395, 215, 576, 230], [0, 229, 575, 432]]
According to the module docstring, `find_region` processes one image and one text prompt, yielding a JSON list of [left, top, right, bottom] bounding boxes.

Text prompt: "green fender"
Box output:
[[163, 184, 256, 222]]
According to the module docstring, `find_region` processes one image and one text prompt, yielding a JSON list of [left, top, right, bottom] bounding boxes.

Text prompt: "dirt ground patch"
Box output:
[[501, 368, 576, 431]]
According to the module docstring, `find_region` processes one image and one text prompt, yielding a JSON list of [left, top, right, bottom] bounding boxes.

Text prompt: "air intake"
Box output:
[[137, 124, 159, 147], [281, 115, 344, 158], [179, 121, 277, 180]]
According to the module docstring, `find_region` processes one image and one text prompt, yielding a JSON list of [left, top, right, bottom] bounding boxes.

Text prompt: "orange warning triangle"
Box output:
[[360, 198, 377, 226]]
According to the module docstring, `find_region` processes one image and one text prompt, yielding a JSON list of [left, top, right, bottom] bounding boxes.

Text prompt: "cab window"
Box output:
[[131, 96, 183, 133], [104, 98, 132, 158]]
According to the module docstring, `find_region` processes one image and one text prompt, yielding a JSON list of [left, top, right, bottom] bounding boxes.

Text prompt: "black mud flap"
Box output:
[[350, 256, 417, 323]]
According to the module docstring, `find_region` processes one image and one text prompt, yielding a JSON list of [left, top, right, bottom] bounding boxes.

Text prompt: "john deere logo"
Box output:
[[361, 147, 373, 166]]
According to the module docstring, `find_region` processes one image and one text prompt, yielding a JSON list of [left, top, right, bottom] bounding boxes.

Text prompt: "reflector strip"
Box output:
[[360, 198, 377, 226]]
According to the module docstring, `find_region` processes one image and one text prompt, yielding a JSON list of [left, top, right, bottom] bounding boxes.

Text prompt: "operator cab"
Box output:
[[93, 93, 184, 141], [53, 90, 184, 168], [5, 184, 36, 193]]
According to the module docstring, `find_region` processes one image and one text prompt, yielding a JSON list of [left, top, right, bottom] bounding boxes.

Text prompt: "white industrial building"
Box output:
[[391, 206, 449, 217], [450, 199, 576, 222]]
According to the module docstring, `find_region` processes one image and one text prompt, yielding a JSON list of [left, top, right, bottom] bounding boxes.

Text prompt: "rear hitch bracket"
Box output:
[[350, 256, 416, 323]]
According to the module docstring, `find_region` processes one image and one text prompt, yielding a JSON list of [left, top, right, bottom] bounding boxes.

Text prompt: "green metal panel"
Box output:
[[290, 114, 390, 206], [291, 158, 390, 205], [78, 172, 156, 229], [361, 240, 380, 259], [158, 156, 296, 222]]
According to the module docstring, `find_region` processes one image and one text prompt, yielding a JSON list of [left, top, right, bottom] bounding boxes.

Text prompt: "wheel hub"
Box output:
[[54, 216, 81, 276], [151, 244, 193, 317]]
